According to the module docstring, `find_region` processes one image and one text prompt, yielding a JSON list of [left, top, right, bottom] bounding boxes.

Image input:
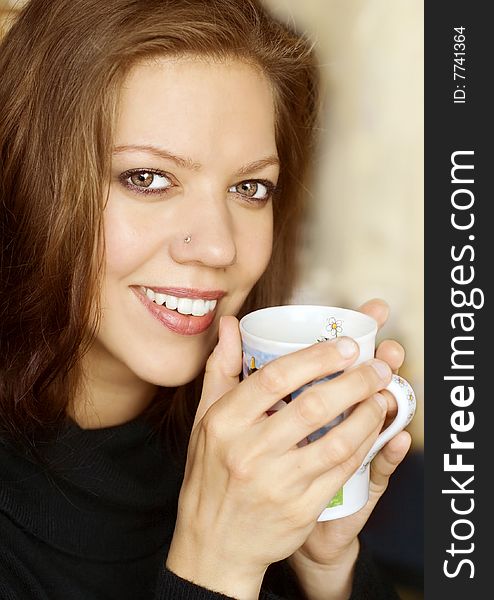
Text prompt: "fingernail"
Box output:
[[374, 393, 387, 412], [335, 337, 357, 358], [370, 359, 390, 380]]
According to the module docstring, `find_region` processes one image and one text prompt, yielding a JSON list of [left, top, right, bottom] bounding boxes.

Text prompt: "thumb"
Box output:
[[357, 298, 389, 330], [192, 315, 242, 430]]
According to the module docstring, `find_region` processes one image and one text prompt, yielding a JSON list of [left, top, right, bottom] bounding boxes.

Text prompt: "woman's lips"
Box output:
[[131, 287, 219, 336]]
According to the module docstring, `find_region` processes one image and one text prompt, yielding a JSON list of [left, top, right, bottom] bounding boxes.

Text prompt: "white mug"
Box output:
[[239, 305, 416, 521]]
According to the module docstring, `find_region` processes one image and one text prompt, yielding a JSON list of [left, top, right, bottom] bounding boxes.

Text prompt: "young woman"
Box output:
[[0, 1, 411, 598]]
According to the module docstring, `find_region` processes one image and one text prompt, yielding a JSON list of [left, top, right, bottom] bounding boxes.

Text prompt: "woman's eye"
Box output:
[[120, 169, 172, 194], [229, 180, 274, 201]]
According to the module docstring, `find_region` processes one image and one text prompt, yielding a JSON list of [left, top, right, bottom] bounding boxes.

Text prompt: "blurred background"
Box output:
[[1, 0, 423, 597], [263, 2, 424, 598]]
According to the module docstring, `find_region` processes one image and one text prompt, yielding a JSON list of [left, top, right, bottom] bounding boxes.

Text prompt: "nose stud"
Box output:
[[184, 235, 192, 244]]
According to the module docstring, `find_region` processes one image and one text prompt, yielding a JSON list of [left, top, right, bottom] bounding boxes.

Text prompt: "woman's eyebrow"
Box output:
[[112, 144, 279, 176], [113, 144, 200, 170], [235, 156, 280, 176]]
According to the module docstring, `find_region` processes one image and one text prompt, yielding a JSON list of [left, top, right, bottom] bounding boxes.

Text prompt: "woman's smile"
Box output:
[[131, 285, 225, 336]]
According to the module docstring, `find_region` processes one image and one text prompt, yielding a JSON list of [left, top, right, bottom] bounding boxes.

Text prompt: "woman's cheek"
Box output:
[[238, 207, 274, 282], [103, 195, 152, 275]]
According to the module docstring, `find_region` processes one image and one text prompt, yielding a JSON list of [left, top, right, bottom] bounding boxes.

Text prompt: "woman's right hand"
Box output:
[[166, 316, 391, 600]]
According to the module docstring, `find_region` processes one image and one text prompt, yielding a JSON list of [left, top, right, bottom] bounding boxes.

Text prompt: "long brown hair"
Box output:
[[0, 0, 320, 457]]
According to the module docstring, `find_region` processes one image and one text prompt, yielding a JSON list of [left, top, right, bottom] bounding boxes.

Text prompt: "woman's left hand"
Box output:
[[287, 299, 412, 600]]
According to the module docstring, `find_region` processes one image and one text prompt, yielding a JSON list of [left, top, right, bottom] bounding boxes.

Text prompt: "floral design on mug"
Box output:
[[391, 375, 416, 424], [316, 317, 343, 342]]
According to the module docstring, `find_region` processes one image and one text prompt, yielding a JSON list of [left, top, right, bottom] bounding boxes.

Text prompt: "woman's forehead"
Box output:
[[113, 57, 278, 170]]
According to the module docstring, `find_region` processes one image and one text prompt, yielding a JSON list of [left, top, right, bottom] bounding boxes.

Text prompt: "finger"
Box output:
[[292, 392, 388, 481], [307, 430, 411, 524], [193, 316, 242, 429], [257, 359, 391, 452], [368, 430, 412, 494], [228, 336, 360, 423], [375, 340, 404, 421], [375, 339, 405, 372], [380, 390, 398, 427], [302, 398, 389, 513], [357, 298, 389, 331]]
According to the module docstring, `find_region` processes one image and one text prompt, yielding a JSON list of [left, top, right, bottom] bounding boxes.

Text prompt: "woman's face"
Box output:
[[95, 57, 277, 389]]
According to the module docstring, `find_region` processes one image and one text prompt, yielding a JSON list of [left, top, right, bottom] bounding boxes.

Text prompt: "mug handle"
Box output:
[[359, 374, 416, 470]]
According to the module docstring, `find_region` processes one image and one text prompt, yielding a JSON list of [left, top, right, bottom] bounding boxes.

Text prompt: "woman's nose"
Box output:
[[169, 195, 237, 268]]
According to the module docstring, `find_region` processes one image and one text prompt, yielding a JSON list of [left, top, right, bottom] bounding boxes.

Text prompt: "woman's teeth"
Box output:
[[142, 287, 217, 317]]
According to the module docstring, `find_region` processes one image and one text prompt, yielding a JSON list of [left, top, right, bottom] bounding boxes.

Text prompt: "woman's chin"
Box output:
[[134, 359, 206, 388]]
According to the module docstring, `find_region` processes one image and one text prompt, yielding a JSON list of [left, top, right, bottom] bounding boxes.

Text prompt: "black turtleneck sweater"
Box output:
[[0, 416, 399, 599]]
